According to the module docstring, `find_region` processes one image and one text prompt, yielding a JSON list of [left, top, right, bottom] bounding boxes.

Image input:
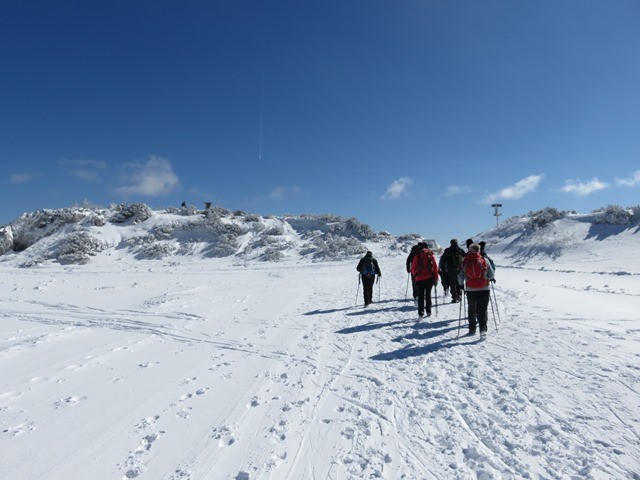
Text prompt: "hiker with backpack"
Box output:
[[410, 242, 439, 318], [356, 251, 381, 306], [458, 243, 495, 335], [465, 238, 475, 252], [478, 241, 496, 270], [405, 243, 421, 300], [440, 238, 466, 303], [438, 253, 450, 298]]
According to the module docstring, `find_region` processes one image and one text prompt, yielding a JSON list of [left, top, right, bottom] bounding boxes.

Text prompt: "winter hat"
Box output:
[[366, 251, 373, 257], [450, 238, 458, 245], [466, 238, 474, 248], [478, 241, 486, 251], [468, 243, 480, 253]]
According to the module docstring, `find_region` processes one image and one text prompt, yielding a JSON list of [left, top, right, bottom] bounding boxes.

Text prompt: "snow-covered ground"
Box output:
[[1, 206, 639, 479]]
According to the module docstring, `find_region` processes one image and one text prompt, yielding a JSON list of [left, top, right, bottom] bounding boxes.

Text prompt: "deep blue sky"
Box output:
[[2, 0, 639, 246]]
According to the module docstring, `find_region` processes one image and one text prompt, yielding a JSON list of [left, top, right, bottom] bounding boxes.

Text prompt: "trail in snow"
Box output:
[[0, 256, 639, 480]]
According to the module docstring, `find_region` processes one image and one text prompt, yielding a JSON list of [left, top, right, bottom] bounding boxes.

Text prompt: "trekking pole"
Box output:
[[377, 275, 381, 302], [457, 296, 462, 337], [489, 290, 498, 331], [405, 273, 410, 301], [355, 275, 361, 307], [463, 289, 467, 315], [491, 282, 502, 323], [433, 283, 438, 317]]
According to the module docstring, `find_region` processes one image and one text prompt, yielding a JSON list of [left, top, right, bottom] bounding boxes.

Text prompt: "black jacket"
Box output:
[[441, 244, 466, 271], [357, 255, 381, 276], [406, 245, 420, 273]]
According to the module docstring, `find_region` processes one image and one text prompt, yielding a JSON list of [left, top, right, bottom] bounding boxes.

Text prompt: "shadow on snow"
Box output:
[[303, 299, 411, 316]]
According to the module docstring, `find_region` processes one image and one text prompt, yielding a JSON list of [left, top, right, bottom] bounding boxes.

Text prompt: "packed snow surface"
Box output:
[[1, 206, 639, 479]]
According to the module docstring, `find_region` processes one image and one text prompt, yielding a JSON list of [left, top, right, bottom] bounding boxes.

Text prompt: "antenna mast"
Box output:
[[491, 203, 503, 226]]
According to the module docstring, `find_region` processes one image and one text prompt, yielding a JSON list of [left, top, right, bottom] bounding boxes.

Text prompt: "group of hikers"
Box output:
[[356, 238, 496, 336]]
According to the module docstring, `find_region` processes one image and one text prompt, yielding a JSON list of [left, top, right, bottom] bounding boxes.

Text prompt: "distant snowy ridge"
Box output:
[[2, 203, 638, 270], [0, 204, 422, 267], [478, 205, 640, 273]]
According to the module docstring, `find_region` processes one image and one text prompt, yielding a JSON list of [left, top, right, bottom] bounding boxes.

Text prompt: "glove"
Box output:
[[490, 278, 496, 283]]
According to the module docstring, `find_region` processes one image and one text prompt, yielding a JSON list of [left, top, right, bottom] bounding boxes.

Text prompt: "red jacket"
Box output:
[[411, 248, 440, 282]]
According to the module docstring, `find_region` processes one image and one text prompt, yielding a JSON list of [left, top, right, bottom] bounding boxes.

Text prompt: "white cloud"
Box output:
[[60, 159, 106, 182], [382, 177, 413, 200], [269, 186, 301, 200], [615, 170, 640, 188], [559, 178, 609, 197], [484, 174, 543, 204], [10, 172, 36, 184], [115, 156, 180, 197], [445, 185, 472, 197]]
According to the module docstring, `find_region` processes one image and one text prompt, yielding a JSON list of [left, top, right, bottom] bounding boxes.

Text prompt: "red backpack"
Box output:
[[414, 249, 435, 279], [463, 253, 488, 288]]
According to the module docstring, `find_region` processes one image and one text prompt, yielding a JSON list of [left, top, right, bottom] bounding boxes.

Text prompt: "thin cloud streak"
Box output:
[[559, 178, 609, 197], [615, 170, 640, 188], [269, 186, 301, 201], [445, 185, 472, 197], [10, 173, 37, 184], [60, 159, 107, 183], [382, 177, 413, 200], [115, 156, 180, 197], [484, 174, 544, 204]]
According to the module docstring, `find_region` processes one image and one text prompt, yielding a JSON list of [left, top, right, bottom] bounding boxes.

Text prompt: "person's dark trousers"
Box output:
[[411, 274, 418, 299], [466, 290, 490, 332], [362, 275, 375, 305], [416, 278, 435, 316], [447, 270, 461, 301]]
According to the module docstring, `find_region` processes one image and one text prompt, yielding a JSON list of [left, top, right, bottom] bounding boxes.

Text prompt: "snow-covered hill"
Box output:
[[2, 204, 638, 272], [1, 204, 639, 479], [0, 204, 424, 267], [477, 205, 640, 273]]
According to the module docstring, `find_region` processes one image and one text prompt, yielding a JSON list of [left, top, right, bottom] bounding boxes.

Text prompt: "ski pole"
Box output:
[[457, 290, 463, 337], [489, 290, 498, 331], [355, 275, 361, 307], [377, 275, 381, 302], [433, 282, 438, 317], [405, 273, 410, 301], [491, 282, 502, 323]]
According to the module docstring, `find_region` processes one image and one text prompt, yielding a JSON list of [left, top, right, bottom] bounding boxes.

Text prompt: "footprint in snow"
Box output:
[[136, 415, 160, 431], [54, 395, 87, 409], [212, 426, 237, 447]]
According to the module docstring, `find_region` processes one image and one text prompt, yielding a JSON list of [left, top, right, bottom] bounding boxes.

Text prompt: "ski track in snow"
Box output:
[[0, 259, 639, 480]]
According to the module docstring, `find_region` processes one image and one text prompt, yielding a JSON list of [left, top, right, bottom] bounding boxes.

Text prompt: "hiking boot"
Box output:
[[468, 328, 476, 335], [451, 299, 458, 304]]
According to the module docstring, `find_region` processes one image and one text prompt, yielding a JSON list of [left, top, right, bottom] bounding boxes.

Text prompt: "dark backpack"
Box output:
[[414, 250, 434, 278], [361, 257, 376, 277]]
